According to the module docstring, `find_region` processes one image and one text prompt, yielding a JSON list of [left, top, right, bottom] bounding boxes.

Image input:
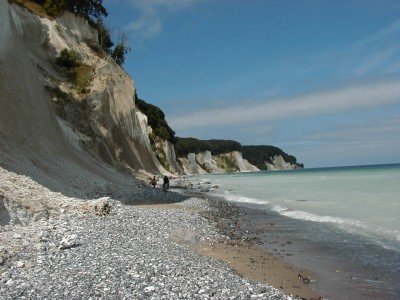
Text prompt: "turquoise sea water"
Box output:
[[192, 164, 400, 297], [195, 164, 400, 251]]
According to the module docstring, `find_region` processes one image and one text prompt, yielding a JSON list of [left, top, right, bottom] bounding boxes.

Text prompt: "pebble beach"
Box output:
[[0, 169, 295, 300]]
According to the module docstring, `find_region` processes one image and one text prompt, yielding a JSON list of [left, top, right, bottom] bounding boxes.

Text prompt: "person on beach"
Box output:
[[150, 176, 157, 188], [163, 175, 170, 192]]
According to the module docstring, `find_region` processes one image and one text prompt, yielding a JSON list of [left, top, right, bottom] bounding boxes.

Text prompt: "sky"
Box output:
[[103, 0, 400, 168]]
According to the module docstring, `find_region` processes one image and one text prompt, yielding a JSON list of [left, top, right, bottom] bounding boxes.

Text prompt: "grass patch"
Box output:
[[8, 0, 50, 19], [215, 155, 238, 173], [68, 64, 94, 94], [55, 49, 94, 94]]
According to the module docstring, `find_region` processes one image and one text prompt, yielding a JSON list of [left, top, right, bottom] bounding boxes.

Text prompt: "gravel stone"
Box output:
[[1, 185, 287, 299]]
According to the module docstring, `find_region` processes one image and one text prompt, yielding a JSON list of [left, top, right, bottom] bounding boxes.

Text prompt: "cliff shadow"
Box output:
[[121, 183, 190, 206], [0, 152, 190, 205]]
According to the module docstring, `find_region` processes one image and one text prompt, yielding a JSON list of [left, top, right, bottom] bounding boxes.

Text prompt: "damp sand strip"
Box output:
[[194, 241, 321, 300]]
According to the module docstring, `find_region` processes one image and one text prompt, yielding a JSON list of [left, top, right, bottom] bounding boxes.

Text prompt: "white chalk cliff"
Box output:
[[162, 141, 185, 175], [178, 151, 260, 174], [177, 150, 302, 174], [0, 0, 173, 200], [265, 155, 299, 170]]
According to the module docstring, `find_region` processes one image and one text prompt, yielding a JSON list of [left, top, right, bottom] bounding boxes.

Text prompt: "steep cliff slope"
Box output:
[[0, 0, 169, 199], [134, 96, 184, 175]]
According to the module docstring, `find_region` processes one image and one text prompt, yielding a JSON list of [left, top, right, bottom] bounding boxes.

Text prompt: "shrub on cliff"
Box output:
[[55, 49, 79, 68], [111, 33, 131, 66], [95, 18, 114, 54], [17, 0, 129, 66], [42, 0, 67, 17]]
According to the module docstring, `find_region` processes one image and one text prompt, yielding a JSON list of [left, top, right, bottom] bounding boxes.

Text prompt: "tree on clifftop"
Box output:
[[95, 18, 114, 54], [135, 93, 176, 143], [111, 33, 131, 66], [30, 0, 131, 65], [37, 0, 108, 21]]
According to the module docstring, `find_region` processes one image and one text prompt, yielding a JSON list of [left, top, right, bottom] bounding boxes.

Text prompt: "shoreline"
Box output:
[[1, 166, 396, 299], [175, 188, 323, 299], [174, 179, 399, 300]]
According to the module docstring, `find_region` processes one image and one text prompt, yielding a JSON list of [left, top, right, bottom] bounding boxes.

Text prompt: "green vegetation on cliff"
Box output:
[[135, 93, 175, 143], [174, 138, 241, 158], [55, 49, 94, 94], [13, 0, 129, 66], [12, 0, 108, 21], [215, 154, 238, 173], [241, 145, 303, 170], [174, 138, 303, 170]]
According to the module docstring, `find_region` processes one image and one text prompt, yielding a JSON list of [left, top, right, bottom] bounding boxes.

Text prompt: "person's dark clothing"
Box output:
[[163, 176, 169, 192], [150, 176, 157, 188]]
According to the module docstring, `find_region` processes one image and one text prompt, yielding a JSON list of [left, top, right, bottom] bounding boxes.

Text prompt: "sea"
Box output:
[[191, 163, 400, 299]]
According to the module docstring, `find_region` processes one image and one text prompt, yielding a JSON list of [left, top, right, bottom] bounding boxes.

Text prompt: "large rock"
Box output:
[[59, 234, 79, 250], [80, 197, 112, 216]]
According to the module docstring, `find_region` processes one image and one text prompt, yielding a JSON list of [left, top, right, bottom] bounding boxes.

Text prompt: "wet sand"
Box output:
[[195, 241, 321, 299]]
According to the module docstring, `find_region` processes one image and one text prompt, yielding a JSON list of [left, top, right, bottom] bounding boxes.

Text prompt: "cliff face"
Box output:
[[241, 145, 303, 170], [162, 141, 185, 175], [174, 138, 303, 174], [178, 151, 259, 174], [265, 155, 300, 170], [0, 1, 171, 176], [178, 150, 301, 174], [0, 0, 174, 200]]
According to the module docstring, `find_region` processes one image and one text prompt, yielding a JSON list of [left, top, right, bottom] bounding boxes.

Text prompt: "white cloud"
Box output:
[[306, 117, 400, 142], [355, 19, 400, 49], [356, 45, 399, 75], [169, 79, 400, 131], [304, 19, 400, 78], [125, 16, 162, 39], [124, 0, 202, 40], [278, 116, 400, 167], [351, 20, 400, 76]]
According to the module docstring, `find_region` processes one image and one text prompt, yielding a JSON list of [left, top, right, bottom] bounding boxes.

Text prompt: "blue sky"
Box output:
[[104, 0, 400, 167]]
